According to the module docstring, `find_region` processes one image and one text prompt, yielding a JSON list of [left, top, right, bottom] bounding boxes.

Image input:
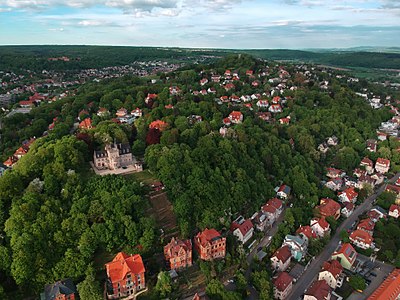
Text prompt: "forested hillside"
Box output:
[[0, 54, 397, 298]]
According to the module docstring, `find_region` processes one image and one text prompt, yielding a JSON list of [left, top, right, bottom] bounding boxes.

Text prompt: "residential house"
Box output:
[[251, 211, 268, 232], [318, 260, 344, 289], [269, 104, 283, 113], [327, 136, 339, 146], [371, 173, 385, 185], [149, 120, 169, 131], [261, 198, 284, 225], [310, 217, 330, 238], [257, 112, 272, 122], [353, 168, 367, 178], [349, 229, 373, 250], [304, 280, 332, 300], [256, 100, 269, 109], [375, 158, 390, 174], [282, 235, 308, 261], [105, 252, 146, 299], [270, 245, 292, 272], [200, 78, 208, 86], [338, 187, 358, 204], [279, 116, 291, 125], [325, 178, 343, 191], [230, 216, 254, 244], [360, 157, 374, 174], [326, 167, 344, 179], [169, 86, 181, 95], [79, 118, 92, 130], [331, 243, 357, 270], [194, 228, 226, 261], [296, 225, 316, 241], [273, 272, 293, 300], [3, 155, 18, 168], [41, 279, 77, 300], [318, 143, 329, 153], [367, 207, 387, 222], [97, 107, 110, 117], [385, 184, 400, 202], [116, 108, 127, 118], [276, 184, 291, 200], [358, 174, 376, 189], [93, 143, 139, 171], [228, 111, 243, 124], [164, 237, 192, 270], [366, 139, 377, 152], [131, 108, 143, 118], [368, 268, 400, 300], [341, 203, 355, 218], [377, 132, 387, 141], [316, 198, 341, 220], [357, 218, 375, 235], [388, 204, 400, 218]]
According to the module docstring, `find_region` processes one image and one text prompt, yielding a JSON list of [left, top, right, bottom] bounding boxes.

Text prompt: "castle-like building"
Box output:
[[94, 143, 142, 171]]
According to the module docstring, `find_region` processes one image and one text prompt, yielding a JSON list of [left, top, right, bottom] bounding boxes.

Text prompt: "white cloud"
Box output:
[[0, 0, 179, 11]]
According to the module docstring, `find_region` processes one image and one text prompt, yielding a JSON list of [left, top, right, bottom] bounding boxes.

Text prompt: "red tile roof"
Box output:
[[389, 204, 400, 215], [195, 228, 222, 248], [368, 268, 400, 300], [272, 245, 292, 263], [231, 219, 253, 236], [349, 229, 373, 246], [149, 120, 168, 131], [321, 260, 343, 279], [105, 252, 145, 284], [357, 218, 375, 232], [361, 157, 374, 167], [305, 280, 332, 300], [296, 225, 316, 239], [317, 198, 341, 219], [333, 243, 357, 265], [79, 118, 92, 129], [273, 272, 293, 292], [376, 157, 390, 168], [339, 187, 358, 202]]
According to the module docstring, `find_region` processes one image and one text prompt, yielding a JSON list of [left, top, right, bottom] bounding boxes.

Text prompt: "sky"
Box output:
[[0, 0, 399, 49]]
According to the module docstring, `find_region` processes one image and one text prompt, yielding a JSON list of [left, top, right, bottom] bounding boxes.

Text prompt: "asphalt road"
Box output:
[[288, 173, 400, 300]]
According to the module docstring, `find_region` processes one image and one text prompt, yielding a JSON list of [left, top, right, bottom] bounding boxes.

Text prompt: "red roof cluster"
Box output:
[[272, 245, 292, 263]]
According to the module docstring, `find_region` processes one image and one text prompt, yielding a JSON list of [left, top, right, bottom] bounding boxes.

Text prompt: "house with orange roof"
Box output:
[[149, 120, 168, 131], [256, 100, 269, 109], [310, 217, 330, 238], [79, 118, 93, 130], [368, 268, 400, 300], [14, 146, 28, 159], [194, 228, 226, 261], [230, 216, 254, 244], [105, 252, 145, 299], [375, 157, 390, 174], [270, 245, 292, 272], [304, 280, 332, 300], [338, 187, 358, 204], [349, 229, 373, 249], [261, 198, 284, 225], [331, 243, 357, 270], [389, 204, 400, 218], [316, 198, 341, 220], [164, 237, 192, 270], [131, 108, 142, 118], [318, 260, 344, 289], [272, 272, 293, 300], [228, 111, 243, 124], [3, 155, 18, 168]]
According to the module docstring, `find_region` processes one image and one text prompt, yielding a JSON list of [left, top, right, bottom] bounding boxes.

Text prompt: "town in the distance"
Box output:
[[0, 46, 400, 300]]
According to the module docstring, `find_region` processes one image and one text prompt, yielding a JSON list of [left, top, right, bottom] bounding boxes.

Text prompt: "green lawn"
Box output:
[[127, 170, 158, 185]]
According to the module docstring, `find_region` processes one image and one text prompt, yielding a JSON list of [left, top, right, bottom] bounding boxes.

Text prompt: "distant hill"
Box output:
[[0, 45, 399, 71]]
